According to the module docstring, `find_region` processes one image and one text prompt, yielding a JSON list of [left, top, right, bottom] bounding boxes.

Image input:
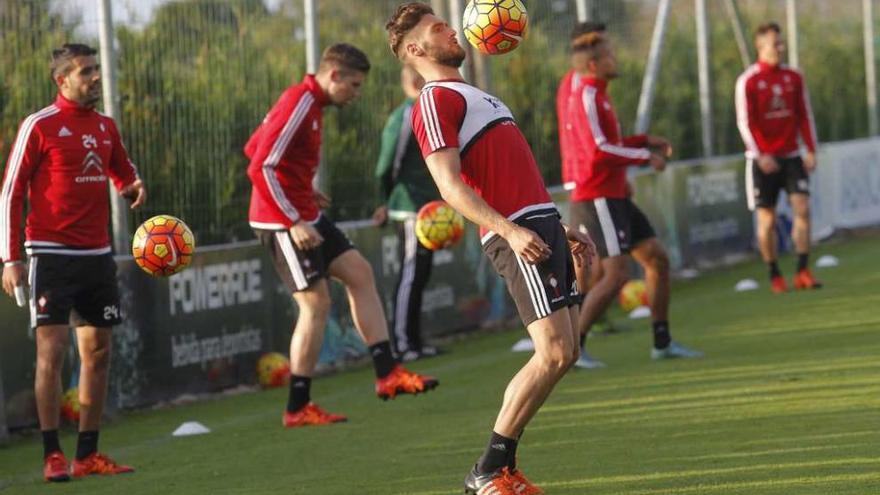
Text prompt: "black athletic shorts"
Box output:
[[254, 214, 354, 293], [483, 211, 580, 327], [747, 155, 810, 210], [28, 253, 123, 329], [570, 198, 656, 258]]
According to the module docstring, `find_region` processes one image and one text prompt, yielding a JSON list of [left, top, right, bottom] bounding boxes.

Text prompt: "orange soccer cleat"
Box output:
[[793, 269, 823, 290], [282, 402, 347, 428], [43, 451, 70, 483], [507, 467, 544, 495], [70, 452, 134, 477], [464, 466, 520, 495], [771, 275, 789, 294], [375, 365, 439, 400]]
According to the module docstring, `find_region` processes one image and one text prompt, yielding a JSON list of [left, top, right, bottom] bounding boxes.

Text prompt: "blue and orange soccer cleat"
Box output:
[[43, 451, 70, 482], [282, 402, 347, 428], [375, 365, 438, 400], [70, 452, 134, 477]]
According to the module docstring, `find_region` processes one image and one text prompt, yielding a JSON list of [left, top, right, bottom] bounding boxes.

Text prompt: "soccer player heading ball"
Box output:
[[244, 43, 437, 428], [387, 4, 595, 493]]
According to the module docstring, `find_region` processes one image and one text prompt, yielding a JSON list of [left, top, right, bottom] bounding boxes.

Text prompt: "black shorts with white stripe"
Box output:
[[254, 215, 354, 293], [570, 198, 656, 258], [28, 253, 122, 329], [483, 212, 580, 327], [746, 156, 809, 211]]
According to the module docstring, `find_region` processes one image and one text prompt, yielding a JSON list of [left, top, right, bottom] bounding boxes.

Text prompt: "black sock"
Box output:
[[287, 375, 312, 413], [477, 431, 518, 474], [768, 260, 782, 279], [579, 332, 587, 349], [42, 429, 61, 459], [508, 430, 524, 470], [652, 320, 671, 350], [75, 430, 99, 460], [797, 253, 809, 272], [370, 341, 397, 378]]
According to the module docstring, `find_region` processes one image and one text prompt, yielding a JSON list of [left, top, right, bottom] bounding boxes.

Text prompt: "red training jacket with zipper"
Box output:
[[735, 61, 817, 159], [245, 74, 328, 229], [0, 94, 140, 264], [570, 77, 651, 201]]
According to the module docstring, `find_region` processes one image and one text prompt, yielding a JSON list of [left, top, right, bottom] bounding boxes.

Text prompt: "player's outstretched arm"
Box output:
[[425, 148, 550, 264]]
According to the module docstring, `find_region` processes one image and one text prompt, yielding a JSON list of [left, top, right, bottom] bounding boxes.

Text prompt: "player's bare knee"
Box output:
[[537, 342, 572, 376]]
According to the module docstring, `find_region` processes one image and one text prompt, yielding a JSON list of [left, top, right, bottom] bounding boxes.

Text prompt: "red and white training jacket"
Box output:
[[0, 94, 139, 264], [556, 69, 587, 191], [245, 74, 327, 229], [570, 77, 651, 201], [411, 79, 555, 244], [735, 61, 817, 159]]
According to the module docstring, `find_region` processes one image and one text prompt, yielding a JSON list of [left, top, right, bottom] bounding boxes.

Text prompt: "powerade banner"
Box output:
[[0, 221, 514, 428]]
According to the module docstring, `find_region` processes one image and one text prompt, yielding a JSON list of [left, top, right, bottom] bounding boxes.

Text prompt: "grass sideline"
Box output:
[[1, 236, 878, 494]]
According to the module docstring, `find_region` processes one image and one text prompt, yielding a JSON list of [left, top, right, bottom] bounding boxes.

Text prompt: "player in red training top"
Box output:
[[568, 33, 702, 363], [387, 4, 594, 494], [0, 44, 146, 481], [245, 43, 437, 428], [556, 21, 623, 368], [735, 22, 821, 293]]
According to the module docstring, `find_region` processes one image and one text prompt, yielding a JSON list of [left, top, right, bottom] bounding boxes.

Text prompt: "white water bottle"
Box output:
[[14, 284, 27, 308]]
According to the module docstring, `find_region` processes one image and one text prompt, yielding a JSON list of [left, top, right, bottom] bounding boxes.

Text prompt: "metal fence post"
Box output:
[[722, 0, 752, 70], [304, 0, 319, 75], [865, 0, 878, 135], [97, 0, 130, 255], [696, 0, 714, 156], [634, 0, 672, 134], [575, 0, 589, 23], [786, 0, 799, 68], [448, 0, 472, 82]]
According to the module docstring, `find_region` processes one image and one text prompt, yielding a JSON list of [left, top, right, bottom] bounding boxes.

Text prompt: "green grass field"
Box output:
[[2, 237, 879, 494]]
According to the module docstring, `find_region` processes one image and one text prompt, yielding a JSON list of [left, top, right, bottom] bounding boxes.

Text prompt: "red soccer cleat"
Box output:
[[771, 275, 789, 294], [43, 451, 70, 482], [282, 402, 347, 428], [507, 467, 544, 495], [793, 269, 823, 290], [464, 466, 519, 495], [70, 452, 134, 477], [375, 365, 438, 400]]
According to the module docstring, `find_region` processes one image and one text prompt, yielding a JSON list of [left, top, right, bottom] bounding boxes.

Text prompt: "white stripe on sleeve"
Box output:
[[0, 106, 59, 261], [735, 67, 761, 159], [261, 93, 315, 223]]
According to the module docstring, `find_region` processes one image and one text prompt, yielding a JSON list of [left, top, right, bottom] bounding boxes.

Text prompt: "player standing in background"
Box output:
[[246, 43, 437, 428], [735, 22, 821, 293], [387, 4, 594, 493], [556, 20, 612, 370], [372, 65, 443, 362], [0, 43, 146, 481], [568, 33, 702, 362]]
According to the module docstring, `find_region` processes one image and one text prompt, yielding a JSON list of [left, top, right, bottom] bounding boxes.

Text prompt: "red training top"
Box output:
[[735, 61, 817, 159], [570, 77, 651, 201], [245, 74, 328, 229], [556, 69, 588, 191], [0, 94, 139, 263], [411, 79, 555, 244]]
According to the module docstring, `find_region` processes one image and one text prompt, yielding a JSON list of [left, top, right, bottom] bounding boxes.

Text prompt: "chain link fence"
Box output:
[[1, 0, 875, 246]]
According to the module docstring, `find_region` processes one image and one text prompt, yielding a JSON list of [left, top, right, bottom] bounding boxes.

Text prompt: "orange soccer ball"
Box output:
[[463, 0, 529, 55], [257, 352, 291, 389], [132, 215, 195, 277], [415, 200, 466, 251]]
